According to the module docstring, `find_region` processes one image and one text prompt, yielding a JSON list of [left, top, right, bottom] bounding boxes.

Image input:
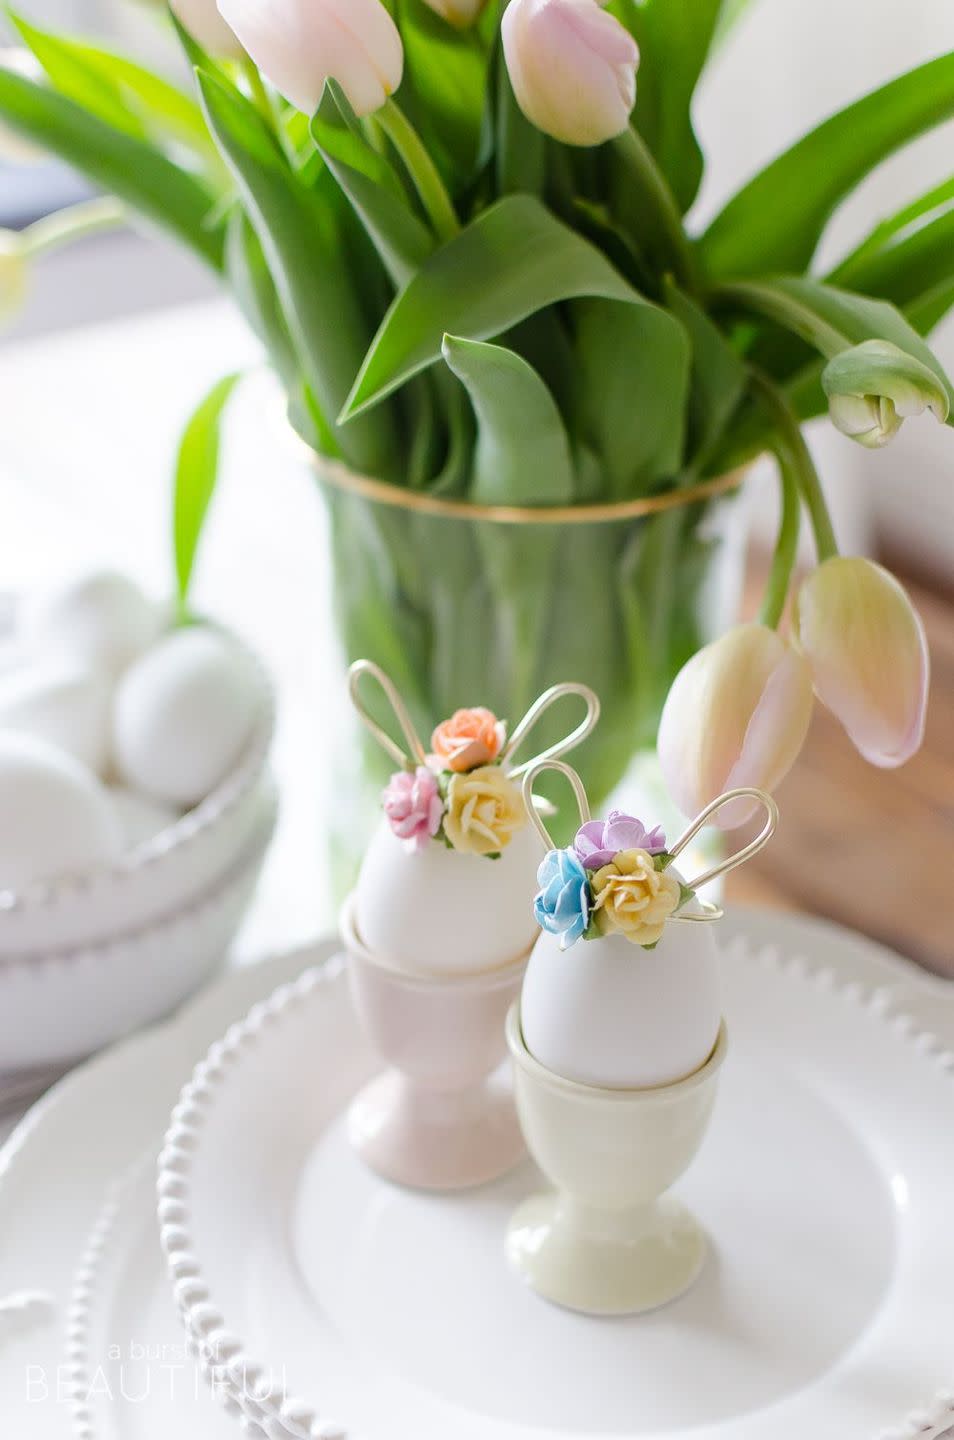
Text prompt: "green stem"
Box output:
[[612, 126, 697, 292], [751, 370, 839, 562], [376, 99, 459, 244], [759, 442, 801, 628], [711, 279, 847, 358], [240, 58, 295, 163], [23, 196, 126, 260]]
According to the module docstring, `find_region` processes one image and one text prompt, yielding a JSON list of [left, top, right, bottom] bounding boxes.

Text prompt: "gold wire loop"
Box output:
[[504, 683, 601, 779], [669, 788, 779, 894], [347, 660, 427, 769], [521, 760, 591, 852]]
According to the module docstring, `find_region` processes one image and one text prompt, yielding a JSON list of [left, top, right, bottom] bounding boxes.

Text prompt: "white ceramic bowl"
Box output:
[[0, 630, 275, 956], [0, 778, 277, 1070]]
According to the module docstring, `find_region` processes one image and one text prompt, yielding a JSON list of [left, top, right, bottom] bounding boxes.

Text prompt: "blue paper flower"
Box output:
[[533, 847, 591, 949]]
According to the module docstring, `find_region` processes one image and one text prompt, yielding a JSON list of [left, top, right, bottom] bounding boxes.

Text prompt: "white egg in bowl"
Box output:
[[0, 622, 276, 958]]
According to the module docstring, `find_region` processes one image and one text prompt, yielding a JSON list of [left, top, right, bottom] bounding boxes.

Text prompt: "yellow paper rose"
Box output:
[[591, 848, 681, 946], [443, 765, 525, 856]]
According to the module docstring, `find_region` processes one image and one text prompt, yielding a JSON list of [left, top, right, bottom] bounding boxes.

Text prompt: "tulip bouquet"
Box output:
[[1, 1, 952, 824]]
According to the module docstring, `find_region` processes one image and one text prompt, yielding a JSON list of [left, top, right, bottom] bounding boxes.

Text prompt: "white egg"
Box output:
[[107, 787, 179, 850], [0, 661, 113, 775], [521, 909, 721, 1089], [0, 732, 121, 892], [113, 627, 258, 809], [356, 815, 542, 976], [23, 569, 161, 676]]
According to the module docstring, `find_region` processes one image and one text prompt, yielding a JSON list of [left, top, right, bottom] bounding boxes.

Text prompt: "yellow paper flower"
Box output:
[[591, 848, 681, 947], [443, 765, 525, 856]]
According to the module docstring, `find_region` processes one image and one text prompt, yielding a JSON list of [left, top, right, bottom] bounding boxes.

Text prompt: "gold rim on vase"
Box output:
[[313, 456, 749, 527]]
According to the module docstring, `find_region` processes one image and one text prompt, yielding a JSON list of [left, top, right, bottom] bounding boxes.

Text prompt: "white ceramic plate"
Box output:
[[2, 915, 953, 1440], [0, 941, 332, 1440], [159, 936, 954, 1440]]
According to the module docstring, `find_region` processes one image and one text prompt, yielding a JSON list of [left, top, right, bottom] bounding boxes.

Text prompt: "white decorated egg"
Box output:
[[113, 627, 257, 808], [0, 732, 121, 892], [0, 661, 113, 775], [521, 905, 721, 1089], [355, 814, 542, 976], [107, 786, 179, 850], [23, 569, 161, 676]]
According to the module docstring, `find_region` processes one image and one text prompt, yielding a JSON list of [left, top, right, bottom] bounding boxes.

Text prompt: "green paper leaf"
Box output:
[[197, 67, 397, 474], [0, 66, 225, 269], [341, 195, 662, 421], [610, 0, 724, 214], [442, 335, 575, 505], [701, 51, 954, 279], [174, 372, 243, 609], [310, 81, 433, 289], [571, 298, 691, 497]]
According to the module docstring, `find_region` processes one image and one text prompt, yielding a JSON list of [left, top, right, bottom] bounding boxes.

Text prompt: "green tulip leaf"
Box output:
[[10, 10, 146, 138], [663, 279, 747, 463], [828, 199, 954, 316], [0, 66, 225, 270], [395, 0, 491, 180], [197, 67, 397, 474], [610, 0, 725, 214], [174, 372, 243, 611], [310, 81, 434, 289], [341, 195, 664, 421], [701, 51, 954, 279], [571, 298, 691, 497], [441, 335, 575, 504]]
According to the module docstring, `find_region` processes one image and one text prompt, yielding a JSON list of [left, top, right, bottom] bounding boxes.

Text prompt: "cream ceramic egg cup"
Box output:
[[506, 763, 777, 1314], [342, 662, 599, 1192]]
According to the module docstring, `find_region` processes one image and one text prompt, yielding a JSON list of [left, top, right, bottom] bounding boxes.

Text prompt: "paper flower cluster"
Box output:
[[381, 706, 524, 858], [533, 811, 692, 950]]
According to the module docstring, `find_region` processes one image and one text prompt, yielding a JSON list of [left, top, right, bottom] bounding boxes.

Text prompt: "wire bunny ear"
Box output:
[[667, 788, 779, 924], [348, 660, 427, 769], [503, 683, 601, 778], [521, 759, 591, 852]]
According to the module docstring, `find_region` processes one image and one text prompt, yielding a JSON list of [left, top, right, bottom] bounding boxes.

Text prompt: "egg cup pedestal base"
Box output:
[[506, 1192, 706, 1315], [506, 1004, 727, 1318], [341, 892, 529, 1192], [349, 1071, 526, 1192]]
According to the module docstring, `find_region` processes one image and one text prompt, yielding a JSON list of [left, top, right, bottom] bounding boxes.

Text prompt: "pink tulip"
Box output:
[[219, 0, 404, 116], [170, 0, 244, 57], [658, 624, 814, 829], [421, 0, 489, 26], [794, 557, 929, 768], [501, 0, 639, 147]]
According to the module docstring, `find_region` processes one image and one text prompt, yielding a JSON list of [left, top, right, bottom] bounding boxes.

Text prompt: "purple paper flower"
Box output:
[[573, 811, 667, 869]]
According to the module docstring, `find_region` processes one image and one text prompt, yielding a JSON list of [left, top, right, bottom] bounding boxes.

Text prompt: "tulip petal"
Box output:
[[658, 622, 813, 826], [795, 556, 929, 768]]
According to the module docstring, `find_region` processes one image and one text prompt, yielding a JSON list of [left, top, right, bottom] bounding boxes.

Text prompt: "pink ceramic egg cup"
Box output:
[[340, 892, 529, 1191]]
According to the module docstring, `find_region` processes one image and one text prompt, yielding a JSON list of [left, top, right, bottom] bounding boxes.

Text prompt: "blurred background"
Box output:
[[2, 0, 953, 971]]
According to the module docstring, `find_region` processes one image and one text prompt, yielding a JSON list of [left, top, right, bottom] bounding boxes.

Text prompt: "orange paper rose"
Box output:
[[431, 707, 505, 773]]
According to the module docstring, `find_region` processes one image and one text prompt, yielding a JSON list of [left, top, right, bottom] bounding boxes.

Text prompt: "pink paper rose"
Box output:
[[382, 766, 444, 852]]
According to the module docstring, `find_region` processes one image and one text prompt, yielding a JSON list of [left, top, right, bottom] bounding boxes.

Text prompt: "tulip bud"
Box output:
[[501, 0, 639, 147], [794, 556, 929, 769], [0, 231, 28, 326], [219, 0, 404, 117], [421, 0, 489, 26], [168, 0, 244, 57], [823, 339, 950, 449], [658, 624, 814, 829]]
